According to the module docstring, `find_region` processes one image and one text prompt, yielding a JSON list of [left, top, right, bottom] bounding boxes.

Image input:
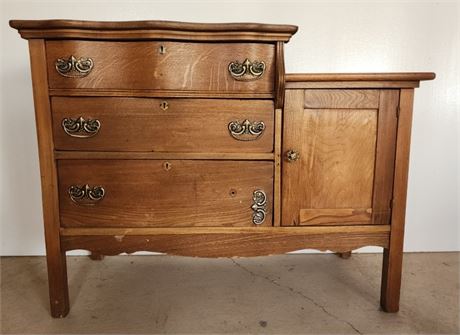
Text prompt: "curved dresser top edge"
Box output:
[[9, 19, 298, 42]]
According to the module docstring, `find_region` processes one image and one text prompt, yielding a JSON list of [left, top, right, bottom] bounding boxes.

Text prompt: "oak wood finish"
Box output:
[[10, 19, 298, 33], [58, 160, 273, 228], [48, 89, 274, 99], [28, 39, 69, 318], [299, 208, 372, 225], [46, 41, 275, 93], [372, 90, 399, 225], [380, 89, 415, 313], [54, 151, 275, 160], [10, 19, 298, 41], [11, 19, 434, 317], [60, 225, 391, 257], [52, 98, 274, 153], [59, 225, 391, 236], [286, 73, 436, 82], [286, 81, 422, 89], [282, 89, 380, 226], [274, 42, 286, 109], [303, 89, 380, 109], [273, 108, 282, 226]]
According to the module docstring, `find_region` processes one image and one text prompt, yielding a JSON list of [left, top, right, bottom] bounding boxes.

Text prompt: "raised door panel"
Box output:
[[58, 160, 273, 228], [282, 89, 398, 226]]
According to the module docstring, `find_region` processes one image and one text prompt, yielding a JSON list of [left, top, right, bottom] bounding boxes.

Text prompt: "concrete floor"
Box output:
[[1, 253, 458, 334]]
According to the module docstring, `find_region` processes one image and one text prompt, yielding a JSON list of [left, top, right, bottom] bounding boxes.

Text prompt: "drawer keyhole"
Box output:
[[159, 45, 166, 54], [163, 161, 172, 171], [160, 101, 169, 111]]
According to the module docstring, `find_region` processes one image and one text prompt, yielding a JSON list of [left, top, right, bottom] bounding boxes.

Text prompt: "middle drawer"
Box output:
[[52, 97, 274, 152]]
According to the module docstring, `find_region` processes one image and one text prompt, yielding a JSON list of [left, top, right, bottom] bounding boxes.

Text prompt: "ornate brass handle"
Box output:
[[286, 150, 300, 162], [68, 184, 105, 205], [62, 117, 100, 138], [55, 56, 94, 77], [228, 120, 265, 141], [228, 58, 266, 81], [252, 190, 267, 225]]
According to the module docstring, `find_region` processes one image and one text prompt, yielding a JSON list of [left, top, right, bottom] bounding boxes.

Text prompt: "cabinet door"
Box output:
[[282, 89, 399, 226]]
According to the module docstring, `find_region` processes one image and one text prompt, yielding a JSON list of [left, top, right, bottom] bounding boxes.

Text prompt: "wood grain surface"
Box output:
[[372, 90, 399, 225], [286, 81, 421, 89], [60, 225, 390, 257], [10, 19, 298, 42], [58, 160, 273, 228], [282, 89, 378, 226], [46, 41, 275, 92], [303, 89, 379, 109], [48, 88, 274, 99], [286, 72, 436, 82], [381, 89, 415, 313], [52, 97, 274, 153], [299, 208, 372, 225], [10, 19, 298, 33], [28, 39, 69, 318], [54, 151, 275, 161]]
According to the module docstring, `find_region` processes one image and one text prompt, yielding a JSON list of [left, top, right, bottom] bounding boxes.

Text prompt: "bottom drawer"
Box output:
[[58, 160, 273, 227]]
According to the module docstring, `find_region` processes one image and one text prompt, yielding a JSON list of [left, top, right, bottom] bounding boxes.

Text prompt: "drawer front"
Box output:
[[46, 41, 275, 92], [58, 160, 273, 227], [52, 98, 274, 152]]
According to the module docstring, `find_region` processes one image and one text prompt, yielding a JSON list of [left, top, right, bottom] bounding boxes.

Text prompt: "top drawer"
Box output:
[[45, 41, 275, 93]]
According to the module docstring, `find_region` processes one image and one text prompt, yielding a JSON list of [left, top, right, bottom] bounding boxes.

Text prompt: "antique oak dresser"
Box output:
[[10, 19, 435, 318]]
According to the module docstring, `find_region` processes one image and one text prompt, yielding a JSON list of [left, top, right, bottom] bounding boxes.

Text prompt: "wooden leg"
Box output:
[[336, 251, 352, 259], [28, 40, 70, 318], [380, 247, 403, 312], [380, 89, 415, 313], [89, 252, 105, 261], [45, 249, 70, 318]]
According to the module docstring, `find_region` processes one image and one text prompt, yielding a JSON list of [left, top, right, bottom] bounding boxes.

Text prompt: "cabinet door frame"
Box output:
[[281, 89, 399, 226]]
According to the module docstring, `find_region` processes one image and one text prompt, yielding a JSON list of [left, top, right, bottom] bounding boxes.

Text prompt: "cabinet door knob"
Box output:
[[286, 150, 300, 162]]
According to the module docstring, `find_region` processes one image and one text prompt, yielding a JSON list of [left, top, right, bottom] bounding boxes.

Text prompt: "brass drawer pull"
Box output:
[[62, 117, 101, 138], [69, 184, 105, 205], [228, 58, 266, 81], [228, 119, 265, 141], [286, 150, 300, 162], [252, 189, 267, 225], [55, 56, 94, 77]]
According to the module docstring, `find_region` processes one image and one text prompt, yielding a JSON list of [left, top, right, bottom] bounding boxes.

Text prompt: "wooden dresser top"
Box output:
[[285, 72, 436, 89], [286, 73, 436, 82], [9, 19, 298, 42]]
